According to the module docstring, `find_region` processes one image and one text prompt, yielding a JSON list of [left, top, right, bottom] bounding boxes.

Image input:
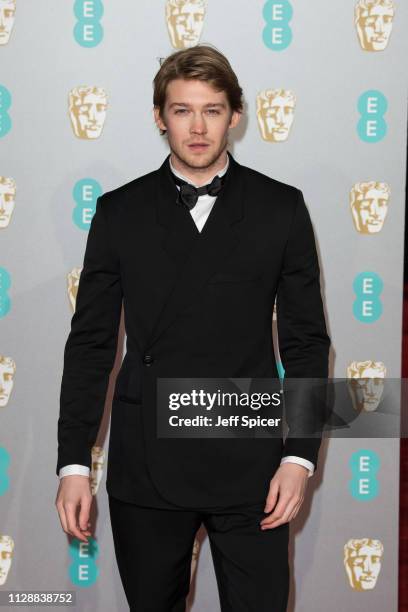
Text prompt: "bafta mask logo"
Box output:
[[347, 360, 386, 412], [350, 182, 390, 234], [0, 535, 14, 585], [165, 0, 207, 49], [0, 176, 16, 229], [0, 0, 16, 46], [344, 538, 383, 590], [0, 355, 16, 408], [256, 89, 296, 142], [68, 86, 107, 139], [90, 446, 105, 496], [67, 267, 82, 312], [355, 0, 395, 51]]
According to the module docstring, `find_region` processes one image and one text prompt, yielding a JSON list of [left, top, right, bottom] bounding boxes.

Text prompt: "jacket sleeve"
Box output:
[[276, 188, 330, 469], [56, 194, 123, 474]]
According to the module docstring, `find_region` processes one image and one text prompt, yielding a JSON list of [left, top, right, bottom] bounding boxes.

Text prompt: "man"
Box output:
[[55, 44, 330, 611]]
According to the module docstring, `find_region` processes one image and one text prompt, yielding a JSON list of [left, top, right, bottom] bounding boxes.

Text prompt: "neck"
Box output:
[[169, 147, 229, 187]]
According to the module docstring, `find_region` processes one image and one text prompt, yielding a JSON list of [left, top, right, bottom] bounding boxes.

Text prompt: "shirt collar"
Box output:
[[169, 153, 229, 188]]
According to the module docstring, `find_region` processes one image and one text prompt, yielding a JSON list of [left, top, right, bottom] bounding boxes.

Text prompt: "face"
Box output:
[[351, 185, 389, 233], [154, 78, 241, 171], [0, 0, 16, 46], [0, 178, 16, 228], [356, 1, 394, 51], [166, 0, 206, 49], [256, 91, 295, 142], [69, 89, 107, 140], [0, 360, 14, 407], [345, 544, 382, 590]]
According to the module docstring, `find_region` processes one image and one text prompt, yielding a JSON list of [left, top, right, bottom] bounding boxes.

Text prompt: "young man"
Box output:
[[55, 44, 330, 611]]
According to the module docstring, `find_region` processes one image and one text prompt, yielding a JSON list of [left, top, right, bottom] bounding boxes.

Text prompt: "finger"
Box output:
[[78, 497, 92, 532], [264, 482, 279, 513], [261, 497, 300, 529], [261, 491, 298, 524], [65, 503, 89, 542]]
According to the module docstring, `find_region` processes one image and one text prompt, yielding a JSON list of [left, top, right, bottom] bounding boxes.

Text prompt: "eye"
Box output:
[[207, 109, 220, 115], [175, 109, 188, 114]]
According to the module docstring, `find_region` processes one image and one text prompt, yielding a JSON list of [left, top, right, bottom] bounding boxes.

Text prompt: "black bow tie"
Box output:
[[172, 173, 225, 210]]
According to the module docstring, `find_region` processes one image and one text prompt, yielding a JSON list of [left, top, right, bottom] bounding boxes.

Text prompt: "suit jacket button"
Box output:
[[143, 354, 154, 366]]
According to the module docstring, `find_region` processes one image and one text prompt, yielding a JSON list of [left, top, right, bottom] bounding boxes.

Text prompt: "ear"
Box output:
[[153, 106, 167, 132], [228, 110, 242, 130]]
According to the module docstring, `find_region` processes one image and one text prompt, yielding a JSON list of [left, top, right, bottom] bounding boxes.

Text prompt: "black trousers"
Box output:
[[108, 494, 289, 612]]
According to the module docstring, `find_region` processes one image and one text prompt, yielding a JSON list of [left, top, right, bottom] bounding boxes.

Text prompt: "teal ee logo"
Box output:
[[349, 449, 379, 500], [353, 271, 383, 323], [73, 179, 101, 229], [73, 0, 104, 47], [0, 447, 10, 496], [0, 267, 11, 317], [276, 360, 285, 380], [69, 536, 99, 586], [262, 0, 293, 50], [357, 90, 387, 142], [0, 85, 12, 138]]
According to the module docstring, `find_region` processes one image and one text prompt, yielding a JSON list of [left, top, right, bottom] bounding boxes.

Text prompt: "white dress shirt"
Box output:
[[59, 155, 314, 479]]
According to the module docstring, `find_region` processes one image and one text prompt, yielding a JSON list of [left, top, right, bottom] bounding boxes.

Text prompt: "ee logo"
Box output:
[[0, 85, 12, 138], [262, 0, 293, 50], [0, 267, 11, 318], [349, 449, 380, 501], [357, 90, 388, 143], [0, 447, 11, 496], [69, 537, 99, 586], [353, 271, 383, 323], [73, 0, 104, 47], [73, 179, 102, 230]]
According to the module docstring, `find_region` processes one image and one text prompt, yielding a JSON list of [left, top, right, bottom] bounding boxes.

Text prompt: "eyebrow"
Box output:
[[168, 102, 227, 109]]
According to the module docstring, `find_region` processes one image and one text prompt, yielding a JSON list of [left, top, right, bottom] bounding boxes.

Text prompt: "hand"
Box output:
[[260, 463, 309, 530], [55, 475, 93, 543]]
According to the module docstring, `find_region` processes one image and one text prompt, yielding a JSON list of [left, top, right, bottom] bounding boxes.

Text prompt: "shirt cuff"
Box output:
[[59, 464, 90, 479], [280, 456, 315, 477]]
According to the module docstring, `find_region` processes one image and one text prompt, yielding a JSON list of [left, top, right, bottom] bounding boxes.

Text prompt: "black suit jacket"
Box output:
[[56, 151, 330, 508]]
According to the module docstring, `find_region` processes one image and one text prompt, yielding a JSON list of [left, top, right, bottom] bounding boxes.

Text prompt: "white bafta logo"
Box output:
[[350, 182, 390, 234], [355, 0, 395, 51], [0, 0, 16, 46], [344, 538, 383, 590], [0, 535, 14, 585], [165, 0, 207, 49], [67, 267, 82, 312], [0, 177, 16, 228], [0, 355, 16, 408], [68, 86, 108, 139], [256, 90, 296, 142]]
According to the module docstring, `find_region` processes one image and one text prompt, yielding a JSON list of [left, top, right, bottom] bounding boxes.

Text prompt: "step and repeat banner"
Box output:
[[1, 1, 407, 610]]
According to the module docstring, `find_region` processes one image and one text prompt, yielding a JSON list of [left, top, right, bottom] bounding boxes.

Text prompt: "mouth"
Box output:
[[188, 143, 209, 152]]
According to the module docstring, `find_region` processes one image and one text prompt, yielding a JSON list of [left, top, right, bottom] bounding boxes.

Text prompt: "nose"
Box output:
[[275, 108, 285, 124], [190, 113, 207, 135], [374, 17, 385, 33]]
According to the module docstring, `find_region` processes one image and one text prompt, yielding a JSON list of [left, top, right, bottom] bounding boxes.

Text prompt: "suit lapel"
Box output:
[[147, 151, 245, 349]]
